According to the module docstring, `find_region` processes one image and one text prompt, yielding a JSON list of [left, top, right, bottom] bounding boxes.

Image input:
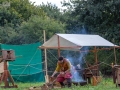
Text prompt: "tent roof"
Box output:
[[40, 34, 115, 50]]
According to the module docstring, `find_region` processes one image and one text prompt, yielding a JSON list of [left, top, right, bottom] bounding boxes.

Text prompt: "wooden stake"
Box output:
[[43, 30, 49, 83]]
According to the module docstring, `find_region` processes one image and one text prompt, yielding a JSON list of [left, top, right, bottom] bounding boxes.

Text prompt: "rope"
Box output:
[[9, 64, 27, 66], [47, 50, 58, 60], [8, 62, 44, 71], [16, 49, 38, 82], [9, 64, 44, 71], [9, 62, 44, 66], [10, 66, 26, 71], [30, 62, 44, 66], [47, 58, 56, 66], [29, 65, 43, 71], [11, 71, 44, 76]]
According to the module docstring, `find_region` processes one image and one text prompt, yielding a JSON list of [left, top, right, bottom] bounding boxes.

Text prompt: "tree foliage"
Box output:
[[0, 0, 66, 44], [64, 0, 120, 44], [9, 0, 46, 21], [18, 15, 65, 44]]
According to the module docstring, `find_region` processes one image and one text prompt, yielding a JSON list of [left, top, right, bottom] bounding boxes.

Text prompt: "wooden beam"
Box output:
[[39, 46, 81, 49], [57, 35, 60, 57], [4, 61, 9, 87], [114, 46, 117, 64], [94, 46, 98, 64], [43, 30, 49, 83]]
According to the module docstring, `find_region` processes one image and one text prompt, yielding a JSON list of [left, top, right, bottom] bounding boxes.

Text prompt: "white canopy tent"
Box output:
[[39, 33, 116, 82], [39, 33, 116, 62], [40, 34, 115, 49]]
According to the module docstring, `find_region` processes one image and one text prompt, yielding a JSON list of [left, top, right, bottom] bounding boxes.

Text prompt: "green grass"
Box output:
[[0, 82, 44, 90], [0, 78, 120, 90]]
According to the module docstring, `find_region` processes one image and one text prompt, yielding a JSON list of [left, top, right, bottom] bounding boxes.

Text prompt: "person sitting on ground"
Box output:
[[51, 56, 72, 88]]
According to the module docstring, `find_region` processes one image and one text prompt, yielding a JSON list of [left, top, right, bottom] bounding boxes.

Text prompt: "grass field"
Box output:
[[0, 78, 120, 90]]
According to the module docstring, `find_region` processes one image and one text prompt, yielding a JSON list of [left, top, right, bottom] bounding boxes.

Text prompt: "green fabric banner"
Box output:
[[1, 42, 45, 82]]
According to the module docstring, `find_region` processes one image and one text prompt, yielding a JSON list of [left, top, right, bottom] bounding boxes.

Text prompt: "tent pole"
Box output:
[[43, 30, 49, 83], [57, 35, 60, 57], [114, 46, 117, 65], [94, 46, 99, 76], [94, 46, 98, 64]]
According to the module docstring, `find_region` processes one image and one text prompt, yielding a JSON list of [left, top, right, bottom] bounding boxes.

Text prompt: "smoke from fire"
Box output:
[[65, 27, 89, 83]]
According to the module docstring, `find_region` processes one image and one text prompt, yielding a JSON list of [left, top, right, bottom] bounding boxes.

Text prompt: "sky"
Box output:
[[29, 0, 69, 9]]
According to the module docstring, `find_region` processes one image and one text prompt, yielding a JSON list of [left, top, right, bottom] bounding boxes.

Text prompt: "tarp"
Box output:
[[1, 42, 45, 82], [40, 34, 115, 50]]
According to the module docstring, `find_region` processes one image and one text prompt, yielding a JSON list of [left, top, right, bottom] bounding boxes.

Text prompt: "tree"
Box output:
[[0, 1, 22, 28], [18, 15, 66, 44], [9, 0, 46, 21], [0, 26, 18, 44], [63, 0, 120, 44], [0, 0, 47, 44], [40, 3, 61, 20]]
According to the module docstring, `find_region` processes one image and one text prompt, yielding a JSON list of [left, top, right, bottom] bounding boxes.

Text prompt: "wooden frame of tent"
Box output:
[[40, 33, 118, 83]]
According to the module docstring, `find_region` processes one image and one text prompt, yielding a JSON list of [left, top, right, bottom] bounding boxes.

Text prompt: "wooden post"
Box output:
[[4, 61, 9, 87], [57, 35, 60, 57], [0, 61, 18, 88], [114, 46, 117, 65], [94, 46, 99, 76], [43, 30, 49, 83], [94, 46, 98, 64]]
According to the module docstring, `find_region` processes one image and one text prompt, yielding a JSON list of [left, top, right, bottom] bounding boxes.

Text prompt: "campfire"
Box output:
[[29, 77, 61, 90]]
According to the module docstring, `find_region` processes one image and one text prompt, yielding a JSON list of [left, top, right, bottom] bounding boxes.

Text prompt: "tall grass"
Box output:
[[0, 78, 120, 90]]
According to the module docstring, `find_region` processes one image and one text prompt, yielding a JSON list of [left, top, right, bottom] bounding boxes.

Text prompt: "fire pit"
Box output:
[[73, 81, 87, 86], [80, 81, 87, 86]]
